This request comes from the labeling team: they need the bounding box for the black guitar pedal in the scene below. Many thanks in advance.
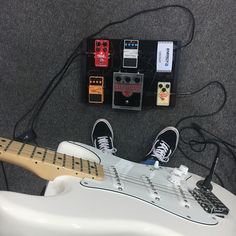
[112,72,144,110]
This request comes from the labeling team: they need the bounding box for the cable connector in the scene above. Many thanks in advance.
[14,129,37,143]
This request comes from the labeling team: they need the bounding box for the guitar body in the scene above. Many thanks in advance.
[0,141,236,236]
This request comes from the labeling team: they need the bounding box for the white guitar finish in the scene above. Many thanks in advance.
[0,141,236,236]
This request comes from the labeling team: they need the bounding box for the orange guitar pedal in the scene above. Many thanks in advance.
[88,76,104,103]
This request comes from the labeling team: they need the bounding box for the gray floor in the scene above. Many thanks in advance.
[0,0,235,195]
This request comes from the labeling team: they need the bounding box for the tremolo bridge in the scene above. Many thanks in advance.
[190,188,229,216]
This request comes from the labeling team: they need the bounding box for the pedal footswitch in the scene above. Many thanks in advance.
[156,82,171,106]
[88,76,104,103]
[94,39,110,67]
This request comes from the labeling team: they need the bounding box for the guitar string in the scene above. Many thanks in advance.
[103,168,194,196]
[1,140,191,192]
[2,143,211,206]
[1,144,199,200]
[1,144,195,198]
[2,151,197,199]
[103,170,196,200]
[103,174,196,201]
[2,146,207,203]
[102,167,194,196]
[1,144,194,197]
[102,170,214,205]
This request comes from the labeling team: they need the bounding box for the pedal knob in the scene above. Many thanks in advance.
[179,165,188,175]
[125,77,131,83]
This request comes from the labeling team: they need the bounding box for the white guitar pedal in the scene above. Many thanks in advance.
[156,82,171,106]
[123,39,139,68]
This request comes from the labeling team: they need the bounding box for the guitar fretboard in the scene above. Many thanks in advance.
[0,137,104,181]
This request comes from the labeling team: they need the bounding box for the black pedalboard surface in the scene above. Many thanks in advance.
[82,38,181,111]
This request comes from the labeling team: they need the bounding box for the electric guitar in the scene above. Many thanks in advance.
[0,137,235,236]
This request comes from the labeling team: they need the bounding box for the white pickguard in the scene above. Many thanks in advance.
[57,142,216,224]
[0,141,236,236]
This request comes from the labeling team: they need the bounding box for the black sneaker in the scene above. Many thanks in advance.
[141,127,179,165]
[91,118,117,155]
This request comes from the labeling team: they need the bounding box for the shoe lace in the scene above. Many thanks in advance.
[151,140,171,162]
[97,136,117,154]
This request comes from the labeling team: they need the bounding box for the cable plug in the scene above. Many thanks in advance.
[14,129,37,143]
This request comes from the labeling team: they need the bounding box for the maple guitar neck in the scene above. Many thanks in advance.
[0,137,104,181]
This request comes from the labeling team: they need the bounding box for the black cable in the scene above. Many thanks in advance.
[189,123,236,164]
[13,50,81,139]
[193,124,236,150]
[178,131,225,187]
[13,4,195,141]
[6,4,196,190]
[28,53,82,132]
[175,81,236,187]
[175,81,227,127]
[85,4,195,49]
[13,53,81,140]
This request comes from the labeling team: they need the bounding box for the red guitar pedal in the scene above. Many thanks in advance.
[94,39,110,67]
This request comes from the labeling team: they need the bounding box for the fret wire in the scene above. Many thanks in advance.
[3,148,37,155]
[43,154,54,164]
[4,146,96,166]
[63,154,66,167]
[42,148,47,162]
[1,144,43,153]
[53,151,57,164]
[17,143,25,155]
[64,154,72,169]
[30,146,37,158]
[2,146,82,166]
[1,142,102,175]
[87,160,91,174]
[72,156,75,169]
[94,162,98,176]
[4,145,36,153]
[2,146,82,164]
[80,157,83,170]
[4,140,14,151]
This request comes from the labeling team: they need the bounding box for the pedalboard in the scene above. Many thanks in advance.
[112,72,144,110]
[82,38,181,110]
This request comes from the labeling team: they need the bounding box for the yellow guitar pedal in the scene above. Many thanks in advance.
[156,82,171,106]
